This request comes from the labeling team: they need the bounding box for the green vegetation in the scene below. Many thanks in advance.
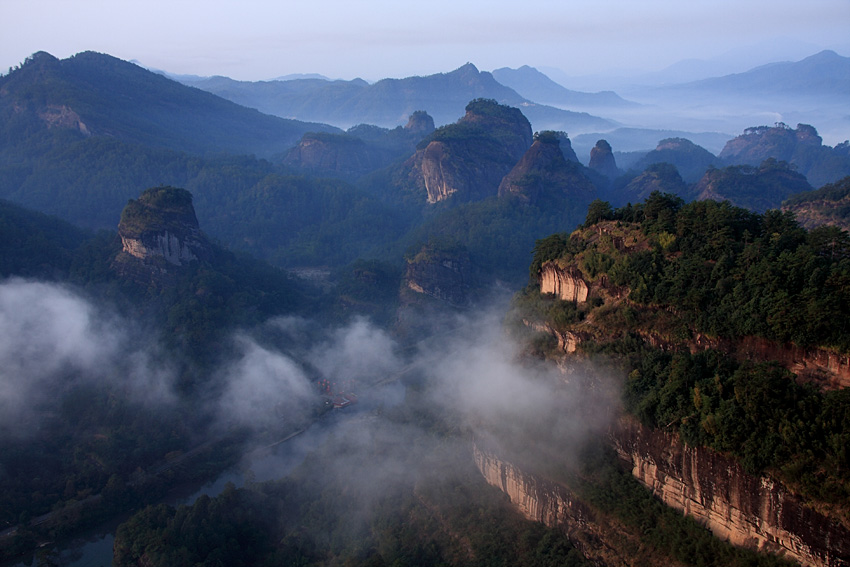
[537,192,850,351]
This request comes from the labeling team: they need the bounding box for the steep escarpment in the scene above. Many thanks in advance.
[398,98,533,204]
[613,418,850,567]
[113,186,212,284]
[514,194,850,565]
[474,446,655,567]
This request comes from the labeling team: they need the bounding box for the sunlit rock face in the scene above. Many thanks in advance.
[473,446,656,566]
[613,418,850,567]
[538,262,589,303]
[114,186,212,284]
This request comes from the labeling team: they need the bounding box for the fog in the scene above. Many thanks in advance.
[0,277,621,553]
[0,279,177,435]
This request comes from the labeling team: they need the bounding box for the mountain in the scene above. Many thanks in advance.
[572,128,733,159]
[517,196,850,565]
[395,99,534,204]
[693,158,812,212]
[491,65,635,109]
[282,111,435,180]
[497,131,596,206]
[672,50,850,99]
[719,123,850,188]
[0,51,338,159]
[629,137,720,183]
[179,63,617,134]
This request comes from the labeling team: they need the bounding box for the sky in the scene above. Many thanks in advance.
[1,0,849,82]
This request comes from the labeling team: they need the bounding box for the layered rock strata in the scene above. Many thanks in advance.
[613,418,850,567]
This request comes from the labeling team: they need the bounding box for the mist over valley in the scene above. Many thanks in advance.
[1,28,850,567]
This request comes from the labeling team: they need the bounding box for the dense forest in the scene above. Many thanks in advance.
[518,193,850,522]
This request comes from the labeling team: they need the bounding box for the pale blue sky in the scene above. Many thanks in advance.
[2,0,848,81]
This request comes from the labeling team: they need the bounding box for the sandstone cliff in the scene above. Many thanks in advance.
[113,186,212,284]
[474,445,682,567]
[613,418,850,567]
[399,99,533,204]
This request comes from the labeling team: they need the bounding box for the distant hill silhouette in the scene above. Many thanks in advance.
[671,50,850,98]
[179,63,617,134]
[491,65,635,109]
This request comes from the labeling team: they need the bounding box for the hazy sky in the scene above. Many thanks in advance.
[2,0,848,81]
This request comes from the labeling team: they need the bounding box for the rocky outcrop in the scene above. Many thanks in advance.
[474,445,682,567]
[694,158,812,212]
[719,124,850,188]
[402,244,472,307]
[401,99,533,204]
[623,163,689,202]
[782,176,850,233]
[282,132,392,178]
[630,138,718,183]
[613,418,850,567]
[539,262,590,303]
[589,140,619,181]
[113,187,212,284]
[497,131,595,205]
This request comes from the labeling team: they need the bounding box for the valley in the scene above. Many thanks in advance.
[0,46,849,566]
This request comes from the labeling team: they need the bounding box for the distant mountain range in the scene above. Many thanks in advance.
[491,65,636,109]
[668,50,850,98]
[0,51,338,158]
[177,63,618,134]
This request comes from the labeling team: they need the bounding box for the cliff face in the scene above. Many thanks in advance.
[539,262,590,303]
[474,446,660,567]
[113,186,212,284]
[612,418,850,567]
[400,99,533,204]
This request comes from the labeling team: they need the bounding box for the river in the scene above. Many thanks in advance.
[6,380,406,567]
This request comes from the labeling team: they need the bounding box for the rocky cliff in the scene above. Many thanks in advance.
[782,176,850,233]
[113,186,212,284]
[539,262,591,303]
[497,131,596,205]
[588,140,619,181]
[719,123,850,188]
[399,99,533,204]
[613,418,850,567]
[473,446,662,567]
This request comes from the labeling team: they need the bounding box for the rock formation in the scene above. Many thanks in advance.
[622,162,690,202]
[401,243,472,307]
[630,138,718,183]
[113,186,212,285]
[539,262,590,303]
[497,130,595,205]
[693,158,812,212]
[400,99,533,204]
[613,418,850,567]
[588,140,619,181]
[719,123,850,188]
